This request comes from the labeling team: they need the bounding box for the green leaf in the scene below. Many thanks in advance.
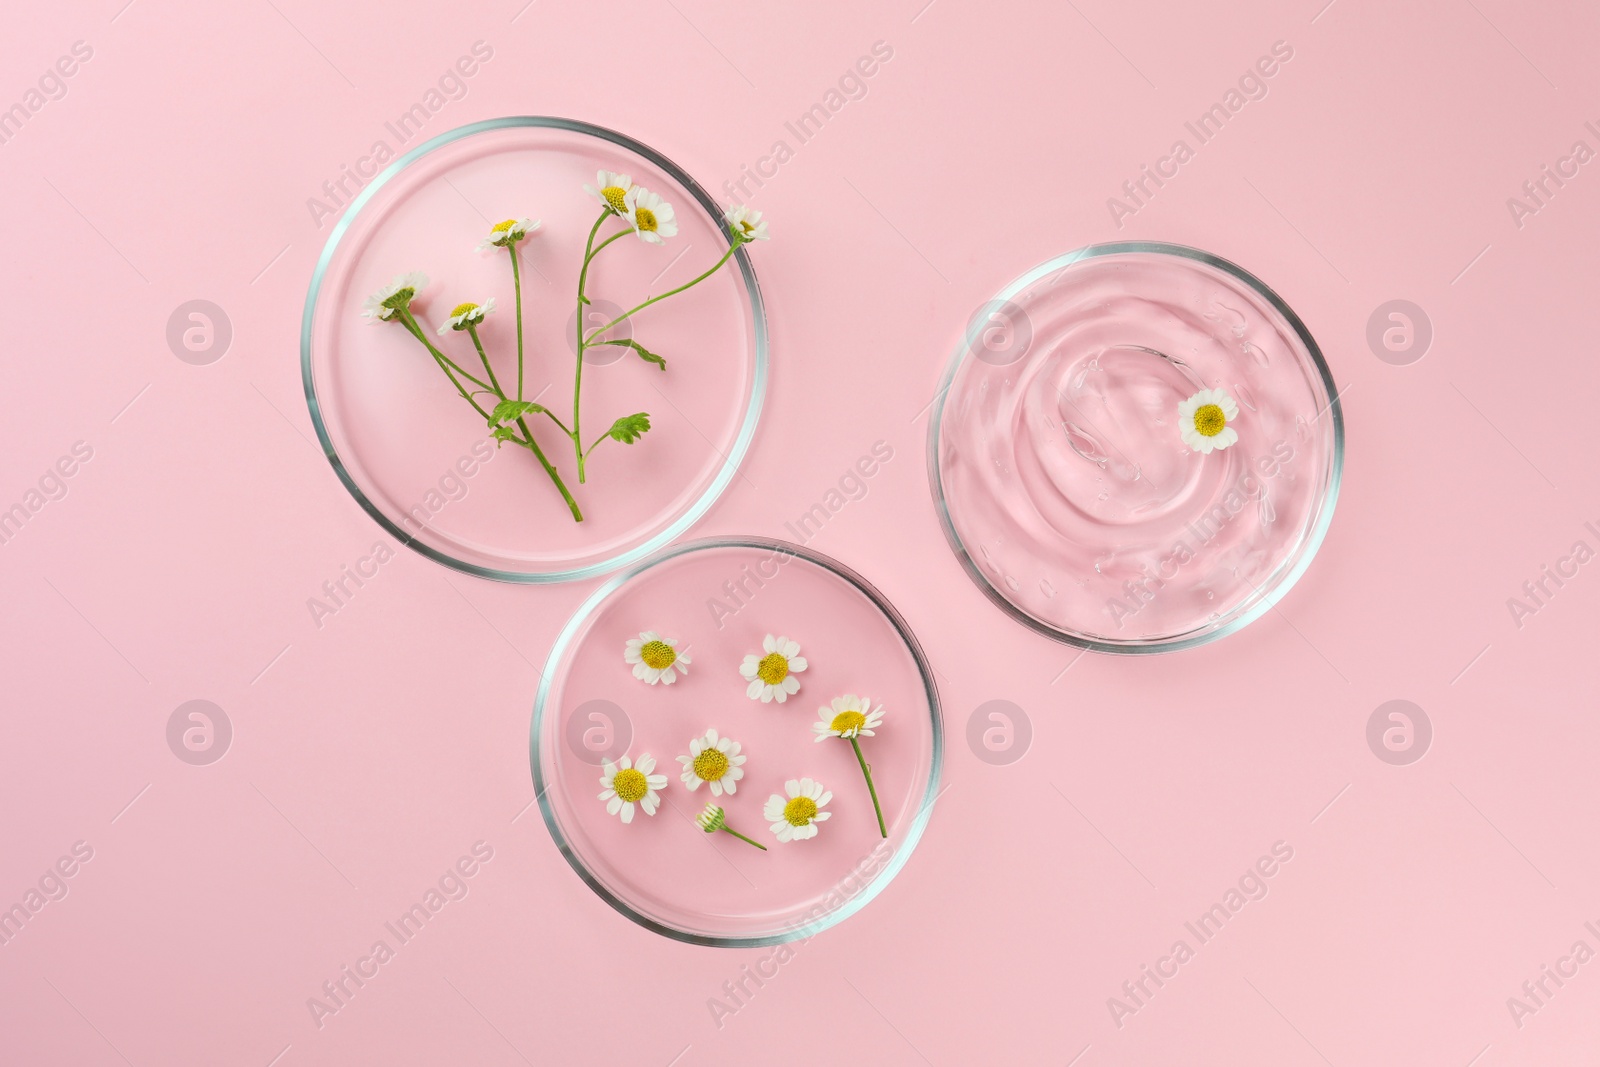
[489,399,545,426]
[489,425,518,447]
[601,338,667,372]
[606,412,652,445]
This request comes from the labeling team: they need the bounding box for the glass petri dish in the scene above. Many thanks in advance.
[301,117,767,583]
[929,242,1344,653]
[530,538,943,946]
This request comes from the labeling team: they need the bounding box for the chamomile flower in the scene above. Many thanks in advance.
[812,694,884,742]
[696,803,767,850]
[583,170,635,215]
[597,754,667,824]
[623,630,690,685]
[435,297,496,335]
[361,271,428,322]
[763,778,832,843]
[677,728,747,796]
[1178,388,1240,454]
[724,204,770,243]
[814,695,889,838]
[622,187,678,244]
[739,635,806,704]
[476,217,540,251]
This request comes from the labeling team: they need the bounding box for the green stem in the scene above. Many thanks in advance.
[509,246,526,401]
[400,312,582,523]
[583,239,743,345]
[397,314,493,392]
[850,737,887,838]
[573,208,621,483]
[719,826,767,851]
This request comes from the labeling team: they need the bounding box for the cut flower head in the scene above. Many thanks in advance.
[584,170,635,215]
[477,217,540,251]
[623,630,690,685]
[677,728,747,797]
[436,297,496,334]
[1178,388,1240,454]
[739,635,806,704]
[597,754,667,824]
[362,271,429,322]
[623,186,678,244]
[764,778,832,843]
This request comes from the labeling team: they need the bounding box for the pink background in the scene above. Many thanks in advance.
[3,0,1598,1064]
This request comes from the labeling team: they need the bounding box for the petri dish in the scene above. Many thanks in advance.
[929,242,1343,653]
[302,117,766,582]
[530,537,942,945]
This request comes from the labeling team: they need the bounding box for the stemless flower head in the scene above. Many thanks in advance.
[477,217,540,251]
[763,778,831,843]
[623,187,678,244]
[812,694,885,742]
[676,728,747,796]
[436,297,496,335]
[584,170,635,215]
[724,204,770,243]
[361,271,428,322]
[623,630,690,685]
[597,754,667,824]
[739,635,807,704]
[1178,388,1240,454]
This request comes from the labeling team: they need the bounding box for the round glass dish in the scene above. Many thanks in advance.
[301,117,767,583]
[530,537,943,946]
[929,242,1344,653]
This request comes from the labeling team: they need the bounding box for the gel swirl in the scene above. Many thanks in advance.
[935,250,1338,647]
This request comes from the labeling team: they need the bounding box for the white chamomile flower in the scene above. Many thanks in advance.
[763,778,832,843]
[696,803,767,850]
[812,694,884,742]
[676,728,747,797]
[583,170,635,215]
[435,297,496,335]
[361,271,428,322]
[623,630,690,685]
[623,186,678,244]
[1178,388,1240,454]
[476,217,540,251]
[739,635,806,703]
[724,203,770,243]
[597,754,667,824]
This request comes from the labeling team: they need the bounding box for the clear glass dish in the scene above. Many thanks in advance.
[928,242,1344,653]
[301,117,767,582]
[530,537,943,946]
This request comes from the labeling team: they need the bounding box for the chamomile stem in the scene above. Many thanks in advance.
[509,246,526,401]
[850,737,887,838]
[583,241,742,345]
[402,313,582,523]
[719,826,767,851]
[572,209,612,482]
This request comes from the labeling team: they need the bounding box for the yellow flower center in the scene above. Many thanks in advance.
[634,206,658,232]
[601,185,628,213]
[1193,404,1227,437]
[739,220,756,235]
[490,219,518,233]
[830,710,867,735]
[612,767,648,803]
[756,653,788,685]
[449,302,479,318]
[783,796,818,826]
[640,640,676,670]
[692,748,729,781]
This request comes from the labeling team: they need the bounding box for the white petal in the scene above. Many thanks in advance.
[606,796,623,815]
[620,802,635,824]
[788,657,808,673]
[812,810,831,822]
[772,687,788,704]
[746,679,765,699]
[782,676,800,694]
[782,639,800,658]
[709,780,723,797]
[722,779,738,795]
[785,779,802,797]
[637,755,655,773]
[762,634,778,653]
[739,657,759,680]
